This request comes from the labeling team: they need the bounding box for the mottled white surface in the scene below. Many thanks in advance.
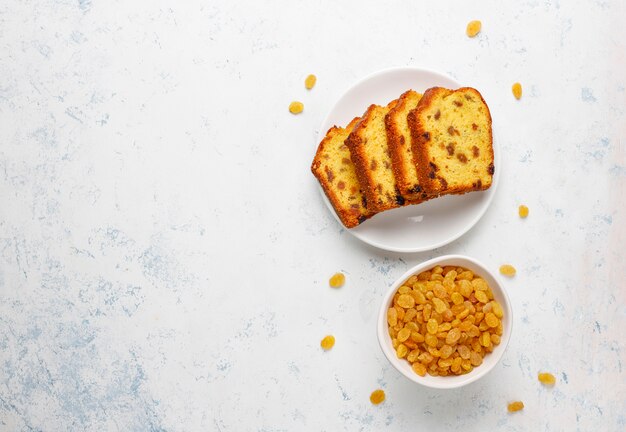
[1,0,624,431]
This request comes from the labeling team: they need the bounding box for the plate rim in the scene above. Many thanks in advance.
[316,66,501,253]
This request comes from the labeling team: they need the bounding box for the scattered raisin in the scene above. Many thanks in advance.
[370,389,385,405]
[320,335,335,350]
[499,265,516,277]
[507,401,524,412]
[457,153,468,163]
[538,372,556,385]
[518,205,529,218]
[289,101,304,114]
[512,82,522,100]
[466,20,482,37]
[305,74,316,90]
[434,110,441,120]
[329,272,345,288]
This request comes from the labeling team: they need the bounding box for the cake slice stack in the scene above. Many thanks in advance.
[311,86,494,228]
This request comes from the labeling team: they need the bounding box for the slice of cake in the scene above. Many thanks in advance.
[345,100,404,213]
[407,87,494,196]
[311,118,374,228]
[384,90,427,202]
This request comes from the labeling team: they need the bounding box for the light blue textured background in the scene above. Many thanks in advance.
[0,0,624,431]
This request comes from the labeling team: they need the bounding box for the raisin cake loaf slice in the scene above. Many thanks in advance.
[311,118,374,228]
[345,100,404,213]
[384,90,427,202]
[408,87,494,196]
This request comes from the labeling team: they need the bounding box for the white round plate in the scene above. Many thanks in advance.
[317,67,500,253]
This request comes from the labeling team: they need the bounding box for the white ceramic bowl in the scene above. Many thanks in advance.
[377,255,513,389]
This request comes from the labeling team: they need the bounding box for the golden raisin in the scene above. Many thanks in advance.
[538,372,556,385]
[433,284,447,299]
[439,322,452,332]
[457,344,471,359]
[475,290,489,303]
[445,328,461,345]
[457,270,474,280]
[407,349,420,363]
[403,308,417,323]
[427,319,438,335]
[304,74,316,90]
[499,264,517,277]
[472,278,488,291]
[469,351,483,366]
[432,298,447,314]
[320,335,335,350]
[398,286,411,294]
[387,308,398,327]
[329,272,345,288]
[480,332,492,347]
[397,328,411,342]
[370,389,385,405]
[507,401,524,412]
[411,289,427,304]
[458,280,473,298]
[491,301,504,319]
[485,313,499,328]
[289,101,304,114]
[451,292,464,305]
[410,331,424,343]
[396,344,408,358]
[518,205,529,218]
[440,344,454,359]
[512,82,522,100]
[412,362,427,376]
[397,294,415,309]
[425,334,438,347]
[404,340,417,350]
[466,20,482,37]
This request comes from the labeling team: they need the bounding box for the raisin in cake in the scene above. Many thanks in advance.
[408,87,494,196]
[384,90,427,202]
[311,118,374,228]
[345,100,404,213]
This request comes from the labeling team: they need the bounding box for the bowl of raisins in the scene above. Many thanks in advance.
[377,254,512,389]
